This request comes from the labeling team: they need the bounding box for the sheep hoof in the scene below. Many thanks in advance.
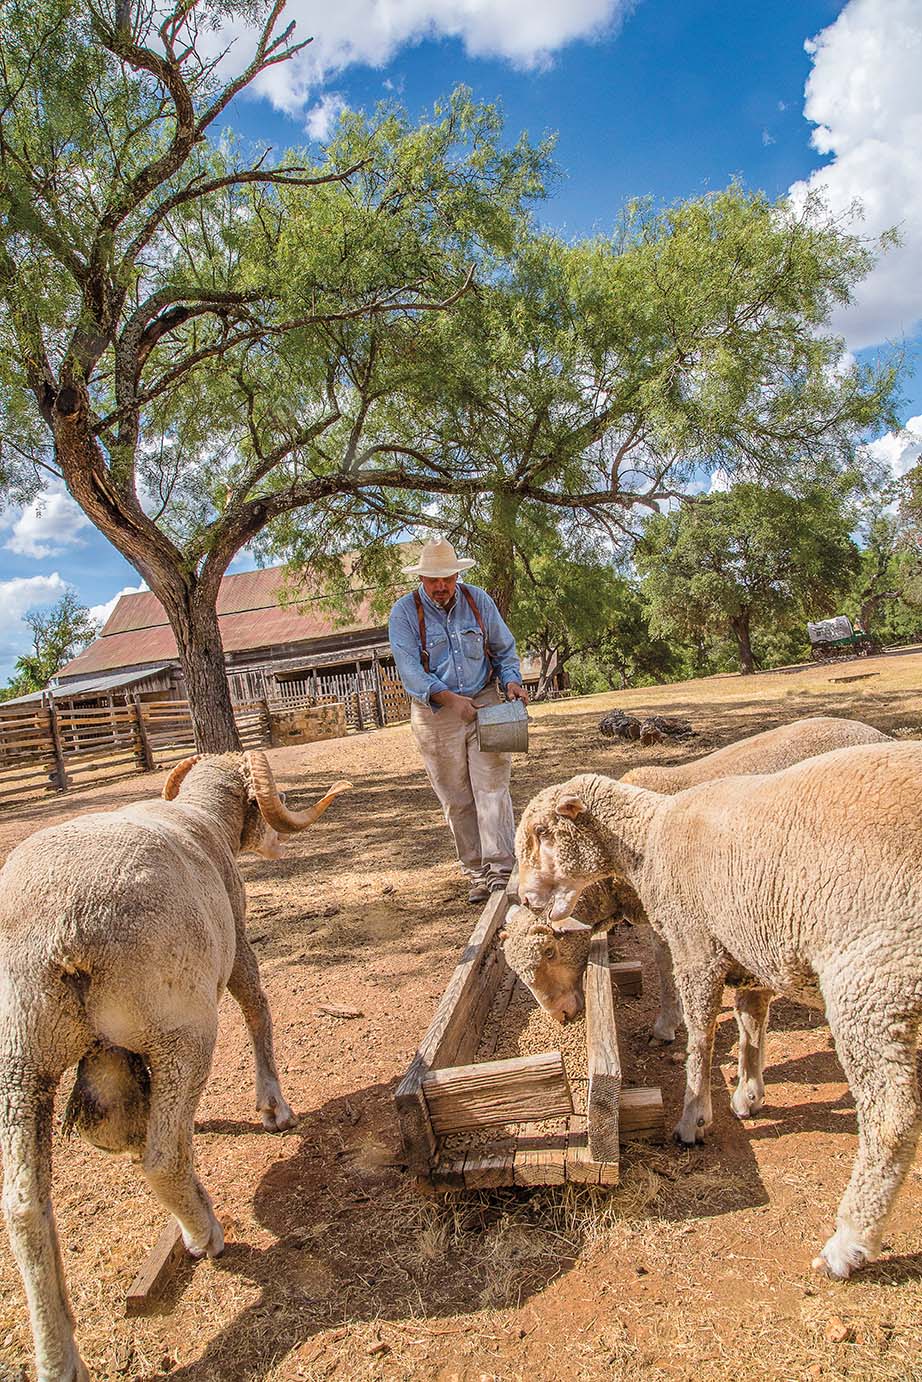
[184,1219,224,1260]
[731,1090,765,1119]
[813,1228,871,1280]
[260,1097,296,1132]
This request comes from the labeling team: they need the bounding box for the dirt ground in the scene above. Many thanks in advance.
[2,650,922,1382]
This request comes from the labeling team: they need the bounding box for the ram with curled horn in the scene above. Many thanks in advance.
[246,750,352,834]
[0,751,351,1382]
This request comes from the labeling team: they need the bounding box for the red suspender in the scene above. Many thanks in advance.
[413,585,493,673]
[413,591,429,672]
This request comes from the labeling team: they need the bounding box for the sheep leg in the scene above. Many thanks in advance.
[672,966,725,1145]
[814,999,921,1279]
[730,987,773,1118]
[141,1027,224,1259]
[650,932,683,1043]
[228,934,295,1132]
[0,1066,89,1382]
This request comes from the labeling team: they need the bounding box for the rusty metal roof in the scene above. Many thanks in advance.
[59,564,396,679]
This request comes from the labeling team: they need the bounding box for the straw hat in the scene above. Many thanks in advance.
[402,536,475,577]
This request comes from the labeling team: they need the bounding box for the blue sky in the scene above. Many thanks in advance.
[2,0,921,679]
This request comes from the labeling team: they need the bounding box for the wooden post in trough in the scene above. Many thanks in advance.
[585,932,622,1164]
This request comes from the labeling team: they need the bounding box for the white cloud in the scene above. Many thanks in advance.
[2,485,92,559]
[305,92,348,142]
[88,583,148,631]
[791,0,922,351]
[201,1,633,114]
[860,413,922,479]
[761,129,776,147]
[0,573,70,676]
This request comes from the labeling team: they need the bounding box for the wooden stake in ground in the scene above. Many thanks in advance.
[125,1222,185,1316]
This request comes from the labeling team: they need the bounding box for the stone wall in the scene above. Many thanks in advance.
[269,703,347,747]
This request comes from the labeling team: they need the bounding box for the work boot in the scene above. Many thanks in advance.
[467,881,491,905]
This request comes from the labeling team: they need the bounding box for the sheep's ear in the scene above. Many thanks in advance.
[556,794,585,820]
[499,929,508,942]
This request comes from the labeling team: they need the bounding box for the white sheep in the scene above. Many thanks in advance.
[0,752,349,1382]
[621,714,890,793]
[506,717,890,1042]
[516,742,922,1278]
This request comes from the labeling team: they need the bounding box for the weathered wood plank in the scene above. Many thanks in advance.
[610,959,643,998]
[429,1156,467,1191]
[585,933,621,1165]
[423,1051,572,1135]
[513,1123,567,1187]
[563,1115,603,1185]
[125,1221,185,1316]
[396,886,513,1170]
[618,1086,665,1141]
[462,1144,516,1189]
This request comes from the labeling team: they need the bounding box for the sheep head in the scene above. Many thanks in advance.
[162,752,351,861]
[500,905,593,1023]
[243,751,351,859]
[516,773,626,921]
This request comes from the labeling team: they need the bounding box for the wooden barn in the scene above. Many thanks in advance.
[56,565,412,731]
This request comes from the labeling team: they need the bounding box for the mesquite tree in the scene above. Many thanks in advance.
[0,0,548,747]
[270,197,898,623]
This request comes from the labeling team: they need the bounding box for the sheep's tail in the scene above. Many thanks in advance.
[0,1058,83,1379]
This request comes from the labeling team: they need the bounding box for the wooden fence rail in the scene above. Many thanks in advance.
[0,667,409,806]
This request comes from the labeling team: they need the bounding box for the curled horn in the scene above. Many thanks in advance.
[245,751,351,834]
[527,922,555,938]
[162,755,200,800]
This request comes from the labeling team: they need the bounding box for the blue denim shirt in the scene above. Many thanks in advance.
[388,583,522,708]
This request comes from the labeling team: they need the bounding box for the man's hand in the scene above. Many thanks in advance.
[432,689,478,723]
[506,682,529,706]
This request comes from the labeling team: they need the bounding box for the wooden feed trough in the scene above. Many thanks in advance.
[395,881,665,1190]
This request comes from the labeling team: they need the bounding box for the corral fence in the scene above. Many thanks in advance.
[0,660,413,803]
[228,657,411,733]
[0,695,271,805]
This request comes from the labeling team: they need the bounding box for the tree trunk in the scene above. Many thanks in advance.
[51,405,241,752]
[168,596,241,753]
[484,493,519,619]
[860,589,901,636]
[730,613,756,675]
[534,645,558,701]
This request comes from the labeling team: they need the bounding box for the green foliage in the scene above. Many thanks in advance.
[637,482,861,674]
[0,591,98,699]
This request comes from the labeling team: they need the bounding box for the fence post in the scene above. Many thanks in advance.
[354,661,365,731]
[44,694,69,791]
[131,694,155,771]
[372,653,386,728]
[258,697,271,748]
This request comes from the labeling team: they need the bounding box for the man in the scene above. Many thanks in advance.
[388,536,529,905]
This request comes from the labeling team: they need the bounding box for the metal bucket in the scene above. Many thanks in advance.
[476,698,529,754]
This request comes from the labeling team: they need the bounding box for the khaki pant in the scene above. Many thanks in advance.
[410,683,515,884]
